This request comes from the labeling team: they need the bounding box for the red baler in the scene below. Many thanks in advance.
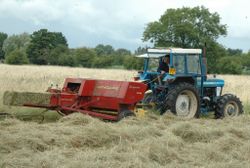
[3,78,147,121]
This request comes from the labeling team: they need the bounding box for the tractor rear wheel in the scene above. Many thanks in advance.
[215,94,243,119]
[164,83,200,118]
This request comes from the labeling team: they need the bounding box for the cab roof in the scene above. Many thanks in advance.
[136,48,202,58]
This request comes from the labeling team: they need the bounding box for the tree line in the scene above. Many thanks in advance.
[0,6,250,74]
[0,29,144,70]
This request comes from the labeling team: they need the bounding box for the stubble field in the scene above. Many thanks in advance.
[0,64,250,168]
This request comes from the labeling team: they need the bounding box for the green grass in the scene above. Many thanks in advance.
[244,103,250,114]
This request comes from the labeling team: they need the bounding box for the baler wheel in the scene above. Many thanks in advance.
[163,83,200,118]
[215,94,243,119]
[118,110,135,121]
[142,92,154,104]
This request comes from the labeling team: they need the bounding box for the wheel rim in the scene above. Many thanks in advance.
[175,90,198,118]
[224,101,239,117]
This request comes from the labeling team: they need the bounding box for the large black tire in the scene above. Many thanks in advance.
[215,94,243,119]
[163,83,200,118]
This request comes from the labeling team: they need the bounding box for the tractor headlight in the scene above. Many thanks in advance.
[216,87,222,97]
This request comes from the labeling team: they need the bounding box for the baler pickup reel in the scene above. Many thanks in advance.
[3,78,147,121]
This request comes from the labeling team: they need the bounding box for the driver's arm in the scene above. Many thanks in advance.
[161,70,166,75]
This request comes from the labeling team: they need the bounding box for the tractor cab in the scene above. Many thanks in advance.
[136,48,205,90]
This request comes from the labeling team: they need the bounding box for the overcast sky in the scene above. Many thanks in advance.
[0,0,249,52]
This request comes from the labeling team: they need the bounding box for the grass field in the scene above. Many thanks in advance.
[0,64,250,167]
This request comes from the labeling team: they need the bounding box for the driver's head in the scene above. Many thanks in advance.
[163,55,170,64]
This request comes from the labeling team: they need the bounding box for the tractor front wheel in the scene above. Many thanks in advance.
[215,94,243,119]
[164,83,200,119]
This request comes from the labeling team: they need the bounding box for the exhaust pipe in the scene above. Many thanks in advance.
[202,42,208,79]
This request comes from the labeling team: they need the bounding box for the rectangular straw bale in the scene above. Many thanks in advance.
[3,91,51,106]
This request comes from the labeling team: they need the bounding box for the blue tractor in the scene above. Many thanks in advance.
[136,48,243,118]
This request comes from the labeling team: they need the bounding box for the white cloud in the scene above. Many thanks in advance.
[0,0,60,24]
[0,0,249,51]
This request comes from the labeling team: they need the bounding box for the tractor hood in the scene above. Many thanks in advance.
[198,78,225,87]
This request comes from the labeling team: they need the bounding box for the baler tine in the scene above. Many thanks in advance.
[3,78,147,121]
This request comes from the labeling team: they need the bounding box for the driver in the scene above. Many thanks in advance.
[157,55,170,74]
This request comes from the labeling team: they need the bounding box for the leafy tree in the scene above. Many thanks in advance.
[123,55,144,70]
[205,41,227,73]
[241,53,250,67]
[115,48,131,56]
[142,6,227,73]
[143,6,226,48]
[48,45,75,66]
[5,49,29,65]
[48,45,69,65]
[134,46,147,55]
[0,32,8,60]
[217,56,242,74]
[92,56,113,68]
[58,53,75,67]
[27,29,68,65]
[240,53,250,73]
[227,48,242,56]
[3,33,31,56]
[95,44,115,56]
[73,47,97,67]
[111,48,131,66]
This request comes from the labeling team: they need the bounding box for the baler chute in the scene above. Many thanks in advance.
[3,78,147,121]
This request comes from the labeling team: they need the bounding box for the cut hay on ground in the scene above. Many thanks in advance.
[1,113,250,168]
[0,65,250,167]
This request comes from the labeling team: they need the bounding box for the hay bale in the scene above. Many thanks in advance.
[3,91,51,107]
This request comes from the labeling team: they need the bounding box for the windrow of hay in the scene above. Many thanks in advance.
[171,121,225,143]
[1,113,250,167]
